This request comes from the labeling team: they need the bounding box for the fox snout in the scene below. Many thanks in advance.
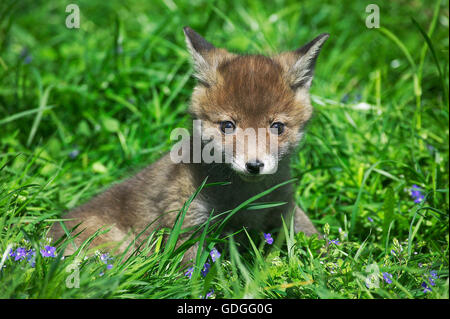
[217,126,281,177]
[245,160,264,174]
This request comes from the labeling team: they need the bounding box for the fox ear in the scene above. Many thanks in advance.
[288,33,329,90]
[183,26,217,87]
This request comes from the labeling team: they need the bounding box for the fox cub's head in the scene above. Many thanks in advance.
[184,27,329,180]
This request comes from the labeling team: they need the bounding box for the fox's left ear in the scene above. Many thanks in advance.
[282,33,330,90]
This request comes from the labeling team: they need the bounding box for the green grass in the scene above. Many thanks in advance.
[0,0,448,299]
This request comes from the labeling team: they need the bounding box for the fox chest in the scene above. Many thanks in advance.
[192,182,293,231]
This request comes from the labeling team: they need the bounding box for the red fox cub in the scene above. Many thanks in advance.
[49,27,329,259]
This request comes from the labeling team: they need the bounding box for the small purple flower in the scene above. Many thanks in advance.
[68,149,80,159]
[427,270,438,286]
[202,289,214,299]
[99,252,114,271]
[422,282,432,293]
[264,233,273,245]
[26,249,36,267]
[367,217,374,223]
[26,249,35,259]
[13,247,27,261]
[410,185,425,204]
[328,239,340,246]
[24,55,33,64]
[383,272,393,284]
[428,278,436,286]
[184,266,194,279]
[20,48,32,65]
[201,263,211,277]
[391,249,396,256]
[99,259,114,276]
[40,245,56,258]
[100,253,110,264]
[411,184,421,195]
[210,248,221,262]
[8,248,16,259]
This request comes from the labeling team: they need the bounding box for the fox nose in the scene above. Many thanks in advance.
[246,160,264,175]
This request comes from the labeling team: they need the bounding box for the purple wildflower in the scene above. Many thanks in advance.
[13,247,27,261]
[428,270,438,286]
[20,48,32,65]
[410,185,425,204]
[26,249,36,267]
[8,248,16,259]
[99,253,114,272]
[100,253,110,264]
[421,282,432,293]
[203,289,214,299]
[367,217,374,223]
[98,261,114,276]
[264,233,273,245]
[210,248,221,262]
[429,278,436,286]
[24,55,33,64]
[201,263,211,277]
[184,266,194,279]
[68,149,80,159]
[100,253,114,264]
[26,249,35,258]
[40,245,56,258]
[382,272,393,284]
[328,239,340,246]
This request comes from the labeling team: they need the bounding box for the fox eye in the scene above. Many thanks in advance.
[220,121,236,134]
[270,122,285,135]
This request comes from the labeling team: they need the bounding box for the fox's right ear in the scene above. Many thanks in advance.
[183,26,218,87]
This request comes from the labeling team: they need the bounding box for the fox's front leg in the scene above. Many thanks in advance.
[293,205,319,236]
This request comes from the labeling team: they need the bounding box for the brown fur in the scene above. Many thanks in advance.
[49,27,329,260]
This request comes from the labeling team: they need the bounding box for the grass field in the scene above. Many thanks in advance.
[0,0,448,299]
